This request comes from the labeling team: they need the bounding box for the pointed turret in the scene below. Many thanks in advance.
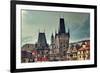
[51,33,54,44]
[68,28,70,38]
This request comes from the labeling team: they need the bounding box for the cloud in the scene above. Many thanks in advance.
[21,10,90,45]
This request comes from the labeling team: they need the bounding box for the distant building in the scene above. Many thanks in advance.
[21,44,35,63]
[21,50,33,63]
[68,40,90,60]
[71,46,77,60]
[77,41,90,60]
[21,44,35,52]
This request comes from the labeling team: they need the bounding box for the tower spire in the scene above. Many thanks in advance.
[58,18,66,34]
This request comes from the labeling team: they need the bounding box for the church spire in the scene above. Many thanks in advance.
[58,18,66,34]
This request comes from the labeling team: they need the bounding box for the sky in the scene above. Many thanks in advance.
[21,10,90,46]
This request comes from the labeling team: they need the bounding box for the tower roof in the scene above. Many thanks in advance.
[37,32,48,47]
[58,18,66,34]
